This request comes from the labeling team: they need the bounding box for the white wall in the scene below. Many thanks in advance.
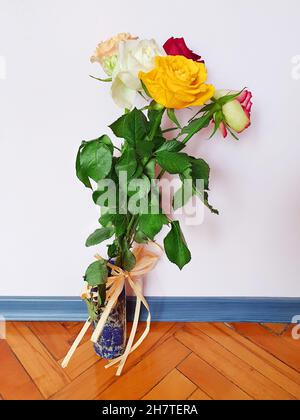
[1,0,300,297]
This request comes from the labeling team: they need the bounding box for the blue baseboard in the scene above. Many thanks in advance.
[0,296,299,323]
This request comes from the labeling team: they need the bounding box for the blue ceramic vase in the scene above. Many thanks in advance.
[93,285,127,360]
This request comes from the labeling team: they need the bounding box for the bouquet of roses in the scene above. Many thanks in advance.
[63,33,253,375]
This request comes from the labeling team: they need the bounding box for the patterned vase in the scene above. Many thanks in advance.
[93,286,127,359]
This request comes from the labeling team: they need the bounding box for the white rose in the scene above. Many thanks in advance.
[91,33,138,76]
[111,39,165,109]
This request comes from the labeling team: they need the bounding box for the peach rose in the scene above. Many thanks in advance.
[91,33,138,76]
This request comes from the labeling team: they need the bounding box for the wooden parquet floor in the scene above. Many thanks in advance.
[1,322,300,400]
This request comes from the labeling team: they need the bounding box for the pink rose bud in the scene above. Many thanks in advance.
[215,89,253,137]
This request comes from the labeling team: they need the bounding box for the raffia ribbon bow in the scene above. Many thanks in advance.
[61,244,162,376]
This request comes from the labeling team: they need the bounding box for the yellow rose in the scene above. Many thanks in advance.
[139,56,215,109]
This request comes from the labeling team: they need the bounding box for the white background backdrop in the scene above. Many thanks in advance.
[1,0,300,297]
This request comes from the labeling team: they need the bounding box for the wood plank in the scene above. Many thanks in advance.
[0,341,43,400]
[283,324,297,337]
[193,323,300,399]
[59,340,100,380]
[6,322,70,399]
[231,323,300,373]
[188,388,212,401]
[27,322,73,361]
[218,324,300,386]
[142,369,196,400]
[261,324,289,336]
[52,322,176,400]
[97,337,191,400]
[61,322,92,344]
[175,325,295,400]
[178,353,251,400]
[2,321,298,401]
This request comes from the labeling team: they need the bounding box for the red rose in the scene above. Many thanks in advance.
[163,37,203,62]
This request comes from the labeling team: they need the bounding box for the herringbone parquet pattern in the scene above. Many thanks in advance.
[1,322,299,400]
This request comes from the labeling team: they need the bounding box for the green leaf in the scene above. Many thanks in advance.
[216,89,245,106]
[85,300,99,321]
[92,188,109,207]
[167,109,181,128]
[141,80,151,97]
[76,143,92,189]
[156,140,185,153]
[98,213,127,238]
[203,191,219,215]
[210,110,224,139]
[136,135,164,159]
[172,170,194,211]
[148,109,165,141]
[126,108,149,144]
[132,163,144,179]
[181,113,211,140]
[128,175,151,204]
[190,158,210,190]
[191,177,219,215]
[99,135,114,154]
[136,141,154,158]
[97,284,107,307]
[227,127,240,141]
[164,221,191,270]
[110,108,148,145]
[84,260,108,287]
[99,211,114,227]
[121,242,136,271]
[107,241,119,259]
[90,75,112,83]
[113,214,128,236]
[156,151,191,174]
[144,159,156,180]
[187,104,218,123]
[171,159,216,213]
[139,213,169,240]
[109,114,128,139]
[134,231,149,244]
[115,145,137,179]
[85,227,114,247]
[79,140,112,182]
[152,135,165,151]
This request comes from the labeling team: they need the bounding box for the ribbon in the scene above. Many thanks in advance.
[61,243,162,376]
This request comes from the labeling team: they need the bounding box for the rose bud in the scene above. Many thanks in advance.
[163,37,203,62]
[214,89,253,138]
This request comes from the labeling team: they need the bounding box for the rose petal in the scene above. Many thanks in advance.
[163,37,203,62]
[219,121,228,138]
[246,100,253,113]
[223,100,250,133]
[237,90,248,103]
[111,77,137,109]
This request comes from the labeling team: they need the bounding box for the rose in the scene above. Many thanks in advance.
[163,37,203,62]
[91,33,138,76]
[214,90,253,137]
[111,39,165,109]
[139,55,214,109]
